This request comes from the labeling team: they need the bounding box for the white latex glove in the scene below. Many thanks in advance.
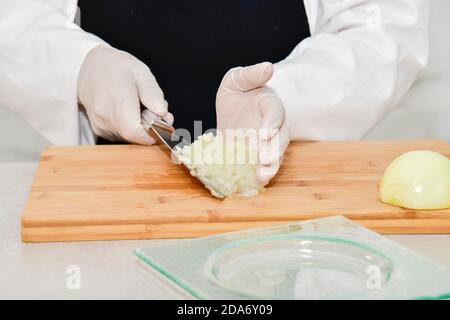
[77,46,174,145]
[216,62,290,185]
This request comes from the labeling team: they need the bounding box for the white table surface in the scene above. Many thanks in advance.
[1,163,449,299]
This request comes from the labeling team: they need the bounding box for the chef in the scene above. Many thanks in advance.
[0,0,429,184]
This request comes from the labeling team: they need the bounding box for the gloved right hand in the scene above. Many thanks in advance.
[216,62,290,186]
[77,46,173,145]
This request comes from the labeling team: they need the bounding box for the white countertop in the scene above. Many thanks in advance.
[1,162,449,299]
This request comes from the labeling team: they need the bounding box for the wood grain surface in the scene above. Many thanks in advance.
[21,140,450,242]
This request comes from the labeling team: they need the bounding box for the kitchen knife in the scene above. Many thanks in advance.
[141,109,187,152]
[141,110,226,198]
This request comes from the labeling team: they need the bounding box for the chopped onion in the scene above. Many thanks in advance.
[379,150,450,210]
[176,133,262,198]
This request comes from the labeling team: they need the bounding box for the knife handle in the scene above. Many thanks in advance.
[141,108,174,133]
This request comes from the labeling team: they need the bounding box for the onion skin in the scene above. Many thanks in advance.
[379,150,450,210]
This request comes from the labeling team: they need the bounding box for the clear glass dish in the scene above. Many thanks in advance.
[204,235,394,299]
[134,216,450,299]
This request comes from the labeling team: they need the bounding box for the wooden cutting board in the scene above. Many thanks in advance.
[21,140,450,242]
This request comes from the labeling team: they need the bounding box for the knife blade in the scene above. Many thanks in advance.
[141,109,187,152]
[141,109,226,198]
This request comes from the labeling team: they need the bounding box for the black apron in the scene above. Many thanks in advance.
[78,0,310,137]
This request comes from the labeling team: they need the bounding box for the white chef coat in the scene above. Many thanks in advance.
[0,0,433,146]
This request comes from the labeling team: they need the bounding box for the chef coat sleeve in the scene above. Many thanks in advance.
[0,0,107,145]
[267,0,429,140]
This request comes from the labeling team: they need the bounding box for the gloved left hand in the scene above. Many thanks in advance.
[216,62,290,186]
[77,46,173,145]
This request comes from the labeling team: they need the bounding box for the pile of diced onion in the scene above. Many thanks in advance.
[175,133,262,198]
